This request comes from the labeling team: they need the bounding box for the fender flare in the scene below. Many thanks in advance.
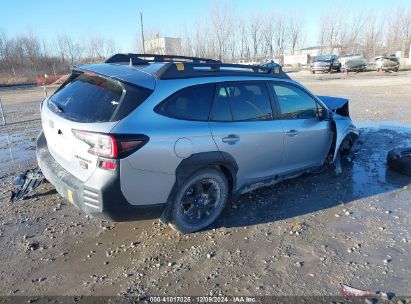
[160,151,238,224]
[175,151,238,188]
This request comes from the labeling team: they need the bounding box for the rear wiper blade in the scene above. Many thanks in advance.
[49,99,64,113]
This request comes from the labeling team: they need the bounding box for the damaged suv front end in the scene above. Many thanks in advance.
[317,95,359,165]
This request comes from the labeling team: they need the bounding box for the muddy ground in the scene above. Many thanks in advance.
[0,71,410,299]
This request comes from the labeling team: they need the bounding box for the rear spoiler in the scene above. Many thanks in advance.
[317,95,350,117]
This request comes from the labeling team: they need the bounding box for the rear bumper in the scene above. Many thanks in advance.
[36,132,165,221]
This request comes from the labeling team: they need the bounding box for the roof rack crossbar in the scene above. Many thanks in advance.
[131,54,221,63]
[105,53,221,65]
[105,53,149,65]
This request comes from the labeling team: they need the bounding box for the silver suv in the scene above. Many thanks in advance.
[37,54,358,233]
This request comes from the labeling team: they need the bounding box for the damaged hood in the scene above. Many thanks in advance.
[317,95,350,117]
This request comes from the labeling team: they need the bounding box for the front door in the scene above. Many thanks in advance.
[270,82,333,173]
[208,82,284,190]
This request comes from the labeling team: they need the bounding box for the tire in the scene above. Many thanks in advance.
[169,168,229,233]
[387,148,411,176]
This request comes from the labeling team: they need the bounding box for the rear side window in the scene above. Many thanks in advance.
[272,84,319,119]
[48,72,152,123]
[155,84,215,121]
[211,82,273,121]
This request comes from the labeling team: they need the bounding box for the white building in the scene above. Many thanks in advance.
[144,36,181,55]
[298,45,342,57]
[283,54,309,65]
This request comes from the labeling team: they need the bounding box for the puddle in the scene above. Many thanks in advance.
[324,125,410,238]
[349,126,410,197]
[0,125,40,180]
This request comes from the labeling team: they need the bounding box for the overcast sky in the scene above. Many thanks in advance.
[0,0,410,52]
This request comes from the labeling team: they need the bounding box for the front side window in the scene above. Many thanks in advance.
[272,84,319,119]
[155,84,215,121]
[211,82,273,122]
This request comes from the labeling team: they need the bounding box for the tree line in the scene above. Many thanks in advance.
[0,3,410,84]
[0,30,118,84]
[174,3,411,63]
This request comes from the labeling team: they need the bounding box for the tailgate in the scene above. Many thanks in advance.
[41,101,117,182]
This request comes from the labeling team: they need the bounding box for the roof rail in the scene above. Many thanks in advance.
[155,62,290,80]
[105,53,221,65]
[104,53,289,80]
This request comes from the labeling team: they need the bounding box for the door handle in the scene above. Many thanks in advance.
[222,134,240,144]
[286,129,299,137]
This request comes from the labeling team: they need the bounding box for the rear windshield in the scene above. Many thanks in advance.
[48,72,152,123]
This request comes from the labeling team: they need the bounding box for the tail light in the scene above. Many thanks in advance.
[72,130,148,159]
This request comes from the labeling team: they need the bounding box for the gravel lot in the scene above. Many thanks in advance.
[0,71,410,299]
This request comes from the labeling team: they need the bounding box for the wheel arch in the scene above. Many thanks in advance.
[327,120,359,162]
[160,151,238,224]
[338,132,359,155]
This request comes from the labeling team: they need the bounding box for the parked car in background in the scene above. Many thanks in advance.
[338,54,368,72]
[37,53,358,233]
[310,55,341,74]
[375,56,399,72]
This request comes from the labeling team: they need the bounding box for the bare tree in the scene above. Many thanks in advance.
[19,30,41,64]
[179,24,194,57]
[384,6,406,55]
[104,38,117,58]
[193,19,207,58]
[288,13,303,55]
[319,11,342,54]
[347,11,367,53]
[261,13,274,58]
[210,2,235,61]
[237,17,250,60]
[56,34,68,64]
[398,7,411,62]
[273,13,288,64]
[249,13,262,60]
[0,30,6,61]
[364,11,383,57]
[57,34,83,65]
[86,36,111,62]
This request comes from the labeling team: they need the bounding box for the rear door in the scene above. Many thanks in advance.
[269,82,333,173]
[208,81,284,189]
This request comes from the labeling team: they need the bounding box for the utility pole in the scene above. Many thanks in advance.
[140,12,145,54]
